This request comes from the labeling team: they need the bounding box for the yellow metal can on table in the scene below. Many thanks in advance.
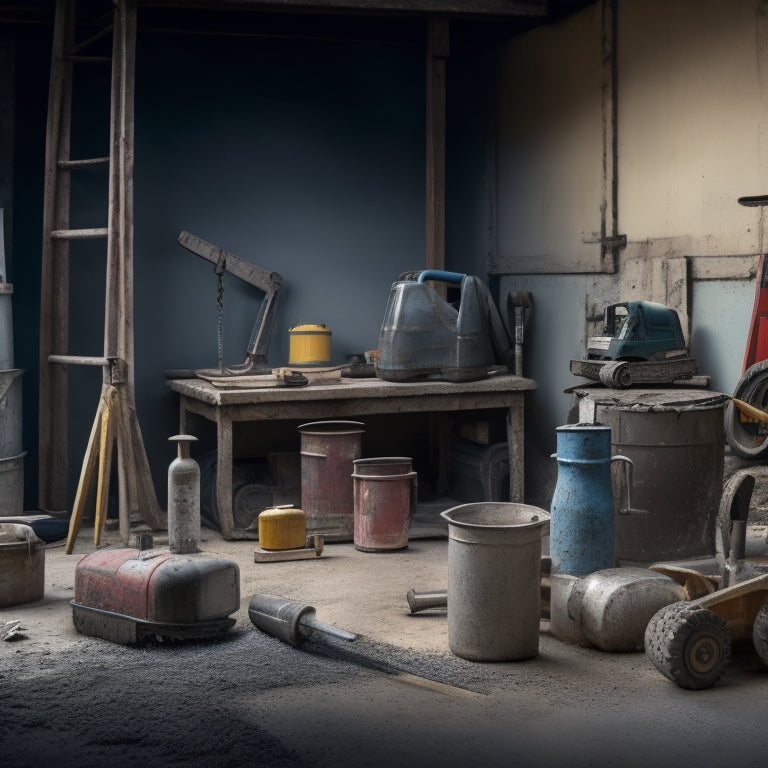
[288,323,331,366]
[258,506,307,550]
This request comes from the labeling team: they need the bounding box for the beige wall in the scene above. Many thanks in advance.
[619,0,767,257]
[494,0,764,346]
[495,0,768,276]
[493,0,766,497]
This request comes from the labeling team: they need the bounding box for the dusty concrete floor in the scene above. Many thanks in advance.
[2,522,454,656]
[3,517,768,768]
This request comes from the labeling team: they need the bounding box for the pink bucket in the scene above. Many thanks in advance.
[352,458,417,552]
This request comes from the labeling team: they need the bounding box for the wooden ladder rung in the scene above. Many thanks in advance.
[51,227,109,239]
[48,355,111,367]
[58,157,110,169]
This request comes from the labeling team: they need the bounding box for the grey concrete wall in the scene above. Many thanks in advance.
[493,0,767,506]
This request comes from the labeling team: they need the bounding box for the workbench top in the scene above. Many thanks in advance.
[168,372,536,408]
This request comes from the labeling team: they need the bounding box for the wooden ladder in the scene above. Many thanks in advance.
[38,0,165,552]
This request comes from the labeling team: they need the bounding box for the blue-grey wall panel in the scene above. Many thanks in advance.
[64,32,429,507]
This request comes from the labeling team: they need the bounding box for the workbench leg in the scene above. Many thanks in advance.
[506,401,525,503]
[179,398,188,434]
[216,415,235,539]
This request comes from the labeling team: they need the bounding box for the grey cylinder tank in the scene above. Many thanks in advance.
[168,435,201,554]
[572,388,729,563]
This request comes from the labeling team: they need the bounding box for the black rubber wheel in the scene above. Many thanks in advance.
[644,601,731,690]
[753,601,768,665]
[717,470,756,563]
[726,360,768,459]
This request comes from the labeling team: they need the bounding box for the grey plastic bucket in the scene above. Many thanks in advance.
[441,502,550,661]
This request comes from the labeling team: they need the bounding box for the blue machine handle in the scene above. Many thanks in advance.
[417,270,465,284]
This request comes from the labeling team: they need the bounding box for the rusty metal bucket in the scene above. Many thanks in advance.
[352,457,416,552]
[0,523,44,608]
[299,420,365,541]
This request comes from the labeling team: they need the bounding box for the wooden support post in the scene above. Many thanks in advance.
[39,0,75,513]
[50,0,166,553]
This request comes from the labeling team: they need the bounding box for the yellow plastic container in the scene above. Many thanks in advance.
[258,506,307,550]
[288,323,331,366]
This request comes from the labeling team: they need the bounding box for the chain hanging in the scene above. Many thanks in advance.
[214,251,226,372]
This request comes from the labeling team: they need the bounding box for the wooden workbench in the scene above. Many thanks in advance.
[168,374,536,539]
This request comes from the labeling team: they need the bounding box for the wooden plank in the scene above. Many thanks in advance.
[58,156,110,169]
[126,395,167,530]
[50,227,108,239]
[506,400,525,502]
[599,0,619,273]
[169,372,535,408]
[48,354,111,366]
[115,389,144,537]
[690,254,760,281]
[39,0,74,514]
[94,387,118,546]
[254,536,325,563]
[216,415,235,539]
[253,547,324,563]
[65,394,106,554]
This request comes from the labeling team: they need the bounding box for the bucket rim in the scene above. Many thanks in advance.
[298,420,365,434]
[353,457,413,464]
[574,391,730,412]
[0,450,27,464]
[0,522,43,547]
[441,502,550,530]
[352,470,417,481]
[556,423,611,432]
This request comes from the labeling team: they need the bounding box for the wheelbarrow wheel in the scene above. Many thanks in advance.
[753,601,768,665]
[726,360,768,459]
[644,601,731,690]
